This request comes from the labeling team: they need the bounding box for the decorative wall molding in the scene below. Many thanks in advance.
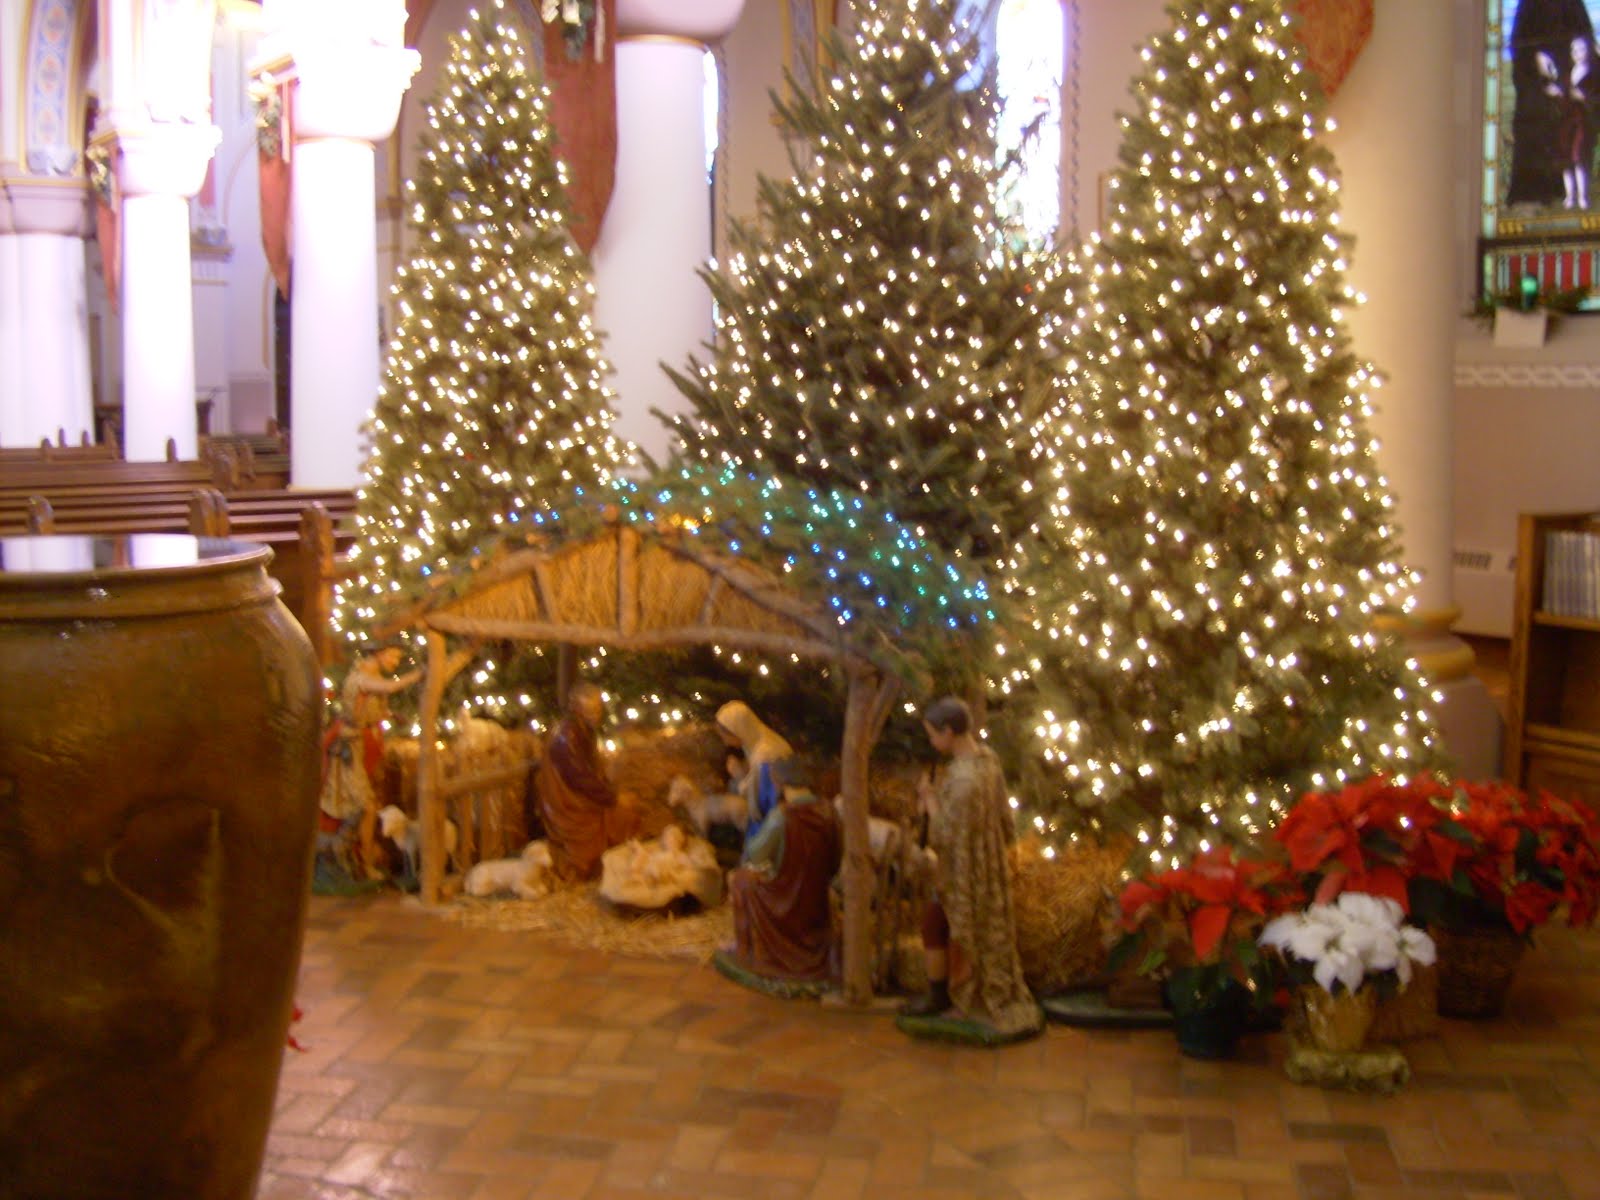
[1453,362,1600,389]
[25,0,81,176]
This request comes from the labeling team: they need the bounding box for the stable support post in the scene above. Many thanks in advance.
[417,630,449,905]
[838,669,899,1006]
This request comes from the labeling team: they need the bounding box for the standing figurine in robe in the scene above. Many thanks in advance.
[901,696,1041,1039]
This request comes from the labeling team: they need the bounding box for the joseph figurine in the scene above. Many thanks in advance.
[536,682,639,882]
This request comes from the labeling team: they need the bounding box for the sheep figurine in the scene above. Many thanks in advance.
[463,841,554,900]
[830,795,905,863]
[669,775,747,836]
[376,804,457,883]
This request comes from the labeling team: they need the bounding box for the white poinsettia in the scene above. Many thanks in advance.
[1258,892,1436,995]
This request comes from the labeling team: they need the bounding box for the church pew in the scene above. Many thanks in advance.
[0,490,202,535]
[0,457,220,495]
[0,442,120,464]
[9,495,195,536]
[3,487,356,656]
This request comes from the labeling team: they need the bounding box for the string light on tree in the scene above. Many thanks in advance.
[1020,0,1444,861]
[661,0,1068,695]
[329,0,632,722]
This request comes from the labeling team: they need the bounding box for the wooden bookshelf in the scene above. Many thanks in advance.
[1506,511,1600,812]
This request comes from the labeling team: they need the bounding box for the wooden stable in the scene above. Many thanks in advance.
[382,520,904,1005]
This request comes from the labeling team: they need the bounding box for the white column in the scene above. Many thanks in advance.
[1328,7,1501,779]
[594,0,745,464]
[115,123,221,461]
[0,177,95,447]
[267,23,418,488]
[289,137,381,487]
[0,228,17,440]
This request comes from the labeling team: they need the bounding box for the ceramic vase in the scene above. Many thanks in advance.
[0,536,321,1199]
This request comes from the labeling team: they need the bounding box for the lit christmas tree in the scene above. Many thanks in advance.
[1022,0,1442,862]
[663,0,1066,690]
[331,0,629,670]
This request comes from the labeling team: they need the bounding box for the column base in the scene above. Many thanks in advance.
[1390,612,1505,782]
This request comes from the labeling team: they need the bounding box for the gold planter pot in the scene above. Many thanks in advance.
[1298,984,1377,1053]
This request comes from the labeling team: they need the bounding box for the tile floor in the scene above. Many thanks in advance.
[260,894,1600,1200]
[263,638,1599,1200]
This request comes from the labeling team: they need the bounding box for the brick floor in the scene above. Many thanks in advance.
[259,895,1600,1200]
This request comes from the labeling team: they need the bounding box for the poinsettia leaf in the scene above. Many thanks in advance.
[1357,865,1411,910]
[1515,827,1541,871]
[1312,870,1346,905]
[1138,946,1167,976]
[1189,904,1231,961]
[1406,876,1453,927]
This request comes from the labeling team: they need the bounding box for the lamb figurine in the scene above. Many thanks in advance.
[830,795,905,863]
[669,775,747,836]
[376,804,458,882]
[462,841,554,900]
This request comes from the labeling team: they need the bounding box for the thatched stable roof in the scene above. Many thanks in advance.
[390,520,883,674]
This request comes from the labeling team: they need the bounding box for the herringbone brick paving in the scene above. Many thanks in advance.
[261,894,1600,1200]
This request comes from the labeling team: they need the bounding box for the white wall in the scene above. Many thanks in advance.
[718,0,791,236]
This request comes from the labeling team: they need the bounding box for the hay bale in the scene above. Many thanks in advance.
[1008,837,1129,996]
[609,725,725,806]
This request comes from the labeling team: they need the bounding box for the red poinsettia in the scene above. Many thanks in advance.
[1272,775,1456,908]
[1116,846,1300,969]
[1428,782,1600,936]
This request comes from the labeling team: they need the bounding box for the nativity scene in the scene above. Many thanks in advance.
[6,0,1600,1196]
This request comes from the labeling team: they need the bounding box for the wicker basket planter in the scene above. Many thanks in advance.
[1435,924,1526,1018]
[1367,961,1439,1041]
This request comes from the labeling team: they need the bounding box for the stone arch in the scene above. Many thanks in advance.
[22,0,94,175]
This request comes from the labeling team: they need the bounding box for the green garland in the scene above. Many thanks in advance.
[254,90,283,159]
[540,0,598,60]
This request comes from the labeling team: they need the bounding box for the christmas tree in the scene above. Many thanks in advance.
[330,0,629,675]
[1022,0,1442,862]
[663,0,1065,689]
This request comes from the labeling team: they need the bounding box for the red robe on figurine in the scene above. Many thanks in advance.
[536,685,637,882]
[728,791,841,982]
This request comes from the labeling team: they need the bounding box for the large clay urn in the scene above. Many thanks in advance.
[0,535,320,1200]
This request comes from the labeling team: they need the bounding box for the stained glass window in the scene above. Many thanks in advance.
[995,0,1065,249]
[1482,0,1600,305]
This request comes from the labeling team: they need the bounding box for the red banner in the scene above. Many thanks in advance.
[406,0,616,255]
[258,83,293,300]
[538,0,617,256]
[1290,0,1374,99]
